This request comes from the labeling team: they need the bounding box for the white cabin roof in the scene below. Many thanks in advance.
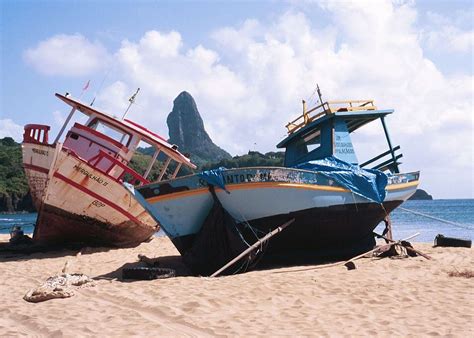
[56,93,196,169]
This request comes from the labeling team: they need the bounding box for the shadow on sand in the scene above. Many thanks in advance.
[94,255,193,282]
[0,241,118,262]
[93,250,351,283]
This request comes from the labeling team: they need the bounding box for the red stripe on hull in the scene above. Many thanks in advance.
[23,163,49,174]
[52,171,141,224]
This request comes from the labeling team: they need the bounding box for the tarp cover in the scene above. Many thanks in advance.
[198,167,228,192]
[182,186,251,276]
[294,156,388,203]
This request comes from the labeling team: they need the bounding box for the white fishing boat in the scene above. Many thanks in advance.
[133,97,419,272]
[22,93,196,247]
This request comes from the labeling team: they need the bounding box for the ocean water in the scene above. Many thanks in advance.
[1,200,473,243]
[0,213,37,235]
[374,199,473,242]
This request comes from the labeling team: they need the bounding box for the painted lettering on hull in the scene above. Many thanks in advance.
[32,148,49,156]
[73,164,109,186]
[198,172,274,187]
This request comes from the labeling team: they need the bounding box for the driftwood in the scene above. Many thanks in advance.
[374,232,431,260]
[24,254,94,303]
[211,219,295,277]
[24,273,94,303]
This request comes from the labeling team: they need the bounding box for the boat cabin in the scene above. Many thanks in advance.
[277,99,402,173]
[24,93,196,185]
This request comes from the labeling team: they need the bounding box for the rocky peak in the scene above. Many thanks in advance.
[167,91,231,166]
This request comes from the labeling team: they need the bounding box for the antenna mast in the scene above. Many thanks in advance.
[122,87,140,120]
[316,84,323,105]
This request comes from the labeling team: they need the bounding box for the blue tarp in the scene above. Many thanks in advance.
[198,158,388,204]
[294,156,388,203]
[198,167,229,192]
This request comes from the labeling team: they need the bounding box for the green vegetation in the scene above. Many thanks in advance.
[201,151,285,171]
[0,137,29,196]
[0,137,32,212]
[127,152,163,182]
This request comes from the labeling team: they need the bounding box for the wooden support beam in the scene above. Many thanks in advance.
[143,149,160,179]
[211,219,295,277]
[158,157,172,182]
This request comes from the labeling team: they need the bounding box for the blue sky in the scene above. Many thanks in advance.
[1,0,473,198]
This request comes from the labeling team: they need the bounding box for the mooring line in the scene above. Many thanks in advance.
[399,207,470,229]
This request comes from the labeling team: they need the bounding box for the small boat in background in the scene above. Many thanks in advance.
[134,96,419,270]
[22,93,196,247]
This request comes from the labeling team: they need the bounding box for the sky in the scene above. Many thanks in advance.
[0,0,473,199]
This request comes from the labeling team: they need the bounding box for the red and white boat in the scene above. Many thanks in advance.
[22,93,196,247]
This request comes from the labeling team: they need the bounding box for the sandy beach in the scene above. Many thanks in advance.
[0,234,472,337]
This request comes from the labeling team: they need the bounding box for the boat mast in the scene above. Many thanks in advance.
[53,105,76,144]
[119,88,140,145]
[122,88,140,120]
[316,84,323,105]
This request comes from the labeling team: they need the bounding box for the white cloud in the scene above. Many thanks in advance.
[424,11,474,53]
[36,1,471,197]
[24,34,109,76]
[0,119,23,142]
[92,29,251,149]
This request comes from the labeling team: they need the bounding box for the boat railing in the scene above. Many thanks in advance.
[23,124,50,144]
[286,100,377,134]
[360,145,403,173]
[88,149,150,186]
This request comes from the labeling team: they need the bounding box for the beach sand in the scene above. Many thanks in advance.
[0,234,472,336]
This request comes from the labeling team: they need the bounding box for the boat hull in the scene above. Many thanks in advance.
[171,200,402,257]
[21,143,55,209]
[137,167,419,256]
[36,203,156,247]
[22,142,159,247]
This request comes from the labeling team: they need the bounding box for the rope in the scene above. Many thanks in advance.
[399,206,470,229]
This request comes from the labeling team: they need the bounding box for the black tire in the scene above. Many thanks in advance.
[122,266,176,280]
[434,234,472,248]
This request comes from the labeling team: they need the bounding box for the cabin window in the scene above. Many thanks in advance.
[303,128,321,153]
[88,119,131,147]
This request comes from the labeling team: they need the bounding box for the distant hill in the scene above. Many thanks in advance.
[167,91,231,167]
[0,137,34,212]
[202,151,285,170]
[408,189,433,200]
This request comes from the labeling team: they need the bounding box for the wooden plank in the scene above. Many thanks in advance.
[211,219,295,277]
[327,100,374,105]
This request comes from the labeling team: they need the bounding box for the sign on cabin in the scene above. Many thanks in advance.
[333,120,358,165]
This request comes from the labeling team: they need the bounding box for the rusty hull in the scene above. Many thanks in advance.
[34,203,158,247]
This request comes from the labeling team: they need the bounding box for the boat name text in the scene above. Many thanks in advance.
[73,165,109,186]
[198,172,273,186]
[32,148,49,156]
